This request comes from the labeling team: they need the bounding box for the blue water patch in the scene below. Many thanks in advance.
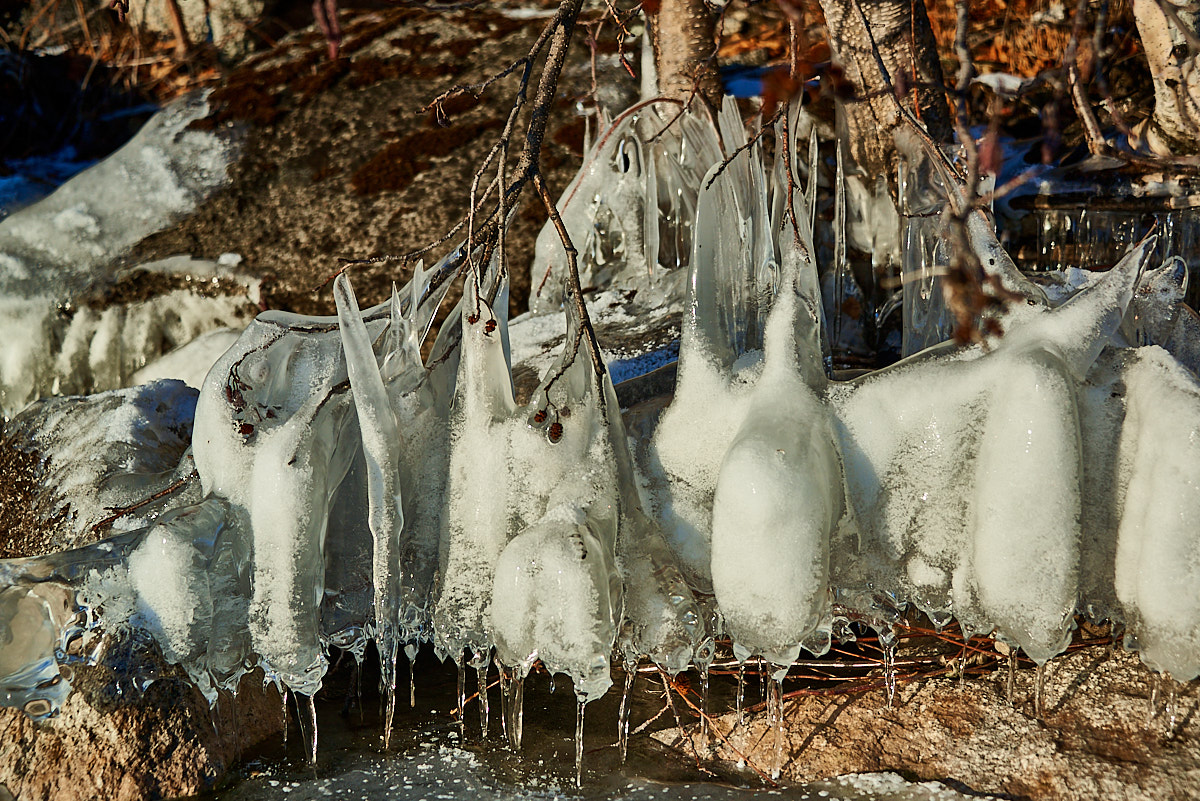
[608,341,679,385]
[721,64,766,99]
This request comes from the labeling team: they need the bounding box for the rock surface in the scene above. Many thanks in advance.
[0,663,282,801]
[655,645,1200,800]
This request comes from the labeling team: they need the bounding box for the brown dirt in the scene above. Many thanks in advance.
[124,4,620,324]
[0,434,56,560]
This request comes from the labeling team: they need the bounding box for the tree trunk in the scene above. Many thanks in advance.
[816,0,952,177]
[647,0,723,106]
[1132,0,1200,155]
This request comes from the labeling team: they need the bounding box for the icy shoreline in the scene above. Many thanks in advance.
[1,20,1199,796]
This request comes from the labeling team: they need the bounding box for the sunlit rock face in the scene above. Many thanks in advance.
[3,96,1200,739]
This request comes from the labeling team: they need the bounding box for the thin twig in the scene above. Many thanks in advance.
[90,468,198,533]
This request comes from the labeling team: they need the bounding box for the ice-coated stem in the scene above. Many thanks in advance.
[618,667,634,764]
[335,272,405,747]
[575,697,586,788]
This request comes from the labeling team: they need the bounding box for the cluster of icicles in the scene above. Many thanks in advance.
[3,97,1200,782]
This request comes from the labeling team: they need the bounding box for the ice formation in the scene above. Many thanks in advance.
[529,100,722,314]
[4,92,1200,766]
[0,93,249,416]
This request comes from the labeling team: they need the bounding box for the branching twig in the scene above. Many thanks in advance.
[1065,0,1108,155]
[704,107,783,191]
[90,468,198,533]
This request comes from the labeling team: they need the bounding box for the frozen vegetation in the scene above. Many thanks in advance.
[3,89,1200,789]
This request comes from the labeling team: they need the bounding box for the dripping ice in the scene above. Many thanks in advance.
[3,92,1200,761]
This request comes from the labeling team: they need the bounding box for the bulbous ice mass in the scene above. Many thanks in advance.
[5,96,1200,734]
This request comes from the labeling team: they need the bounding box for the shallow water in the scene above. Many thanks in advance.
[207,648,994,801]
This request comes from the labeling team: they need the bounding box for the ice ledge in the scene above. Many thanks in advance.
[0,95,248,417]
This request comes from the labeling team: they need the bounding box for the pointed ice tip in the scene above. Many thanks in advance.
[1009,231,1160,380]
[333,271,358,315]
[1162,255,1189,292]
[1108,232,1158,302]
[411,258,426,314]
[1126,232,1156,270]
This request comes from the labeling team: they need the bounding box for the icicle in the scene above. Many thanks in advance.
[491,281,622,702]
[496,660,511,743]
[410,659,416,709]
[767,676,784,780]
[433,265,515,663]
[618,667,634,765]
[457,661,467,738]
[281,688,288,746]
[831,139,847,354]
[210,693,223,742]
[575,697,587,788]
[712,232,839,666]
[335,272,405,749]
[644,134,659,273]
[506,671,525,750]
[476,658,490,739]
[228,689,243,761]
[307,693,318,765]
[1165,674,1179,737]
[1034,662,1047,718]
[1148,672,1160,723]
[697,666,711,754]
[736,662,746,726]
[193,313,363,700]
[806,127,818,243]
[883,642,896,709]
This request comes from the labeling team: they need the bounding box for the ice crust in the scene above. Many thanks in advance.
[0,94,247,415]
[6,95,1200,731]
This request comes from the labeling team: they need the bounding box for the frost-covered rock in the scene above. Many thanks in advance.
[0,94,249,416]
[1,380,202,554]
